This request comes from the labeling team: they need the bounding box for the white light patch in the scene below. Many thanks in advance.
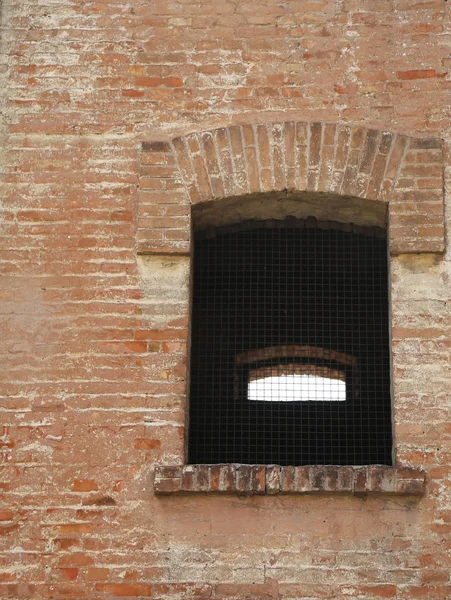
[248,374,346,402]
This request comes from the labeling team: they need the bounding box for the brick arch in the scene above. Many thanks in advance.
[138,121,444,255]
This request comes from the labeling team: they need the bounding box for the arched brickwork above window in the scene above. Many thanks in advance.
[138,121,445,255]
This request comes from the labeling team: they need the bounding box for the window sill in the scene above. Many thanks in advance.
[154,465,425,496]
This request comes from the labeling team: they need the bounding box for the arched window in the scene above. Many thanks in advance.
[237,346,356,404]
[188,218,392,466]
[140,122,439,494]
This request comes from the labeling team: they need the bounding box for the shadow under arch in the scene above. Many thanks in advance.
[191,189,387,233]
[138,120,444,254]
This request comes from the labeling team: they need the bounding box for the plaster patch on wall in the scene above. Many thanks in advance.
[391,255,449,302]
[137,254,190,328]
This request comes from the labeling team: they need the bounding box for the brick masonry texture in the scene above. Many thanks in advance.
[1,1,451,599]
[154,465,426,496]
[138,122,445,255]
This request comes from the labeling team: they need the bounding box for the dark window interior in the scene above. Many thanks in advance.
[188,219,392,466]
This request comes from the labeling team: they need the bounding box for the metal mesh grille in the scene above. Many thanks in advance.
[188,220,392,466]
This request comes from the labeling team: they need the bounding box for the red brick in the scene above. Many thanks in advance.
[229,125,249,195]
[124,341,148,353]
[337,467,354,492]
[309,122,323,169]
[134,439,161,450]
[71,480,98,492]
[59,554,93,567]
[86,568,109,581]
[201,132,224,198]
[256,124,272,192]
[196,465,210,491]
[281,466,296,493]
[354,468,368,494]
[153,478,181,494]
[154,466,182,494]
[324,466,339,491]
[220,464,237,492]
[309,466,326,492]
[236,465,253,494]
[396,69,446,80]
[251,465,266,494]
[95,583,152,596]
[58,524,95,535]
[181,465,195,491]
[295,466,311,493]
[0,510,14,521]
[58,568,79,581]
[368,466,396,493]
[209,465,221,491]
[266,466,281,495]
[395,478,425,496]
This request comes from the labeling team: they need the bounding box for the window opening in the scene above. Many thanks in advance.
[248,369,346,403]
[188,219,392,466]
[238,346,356,405]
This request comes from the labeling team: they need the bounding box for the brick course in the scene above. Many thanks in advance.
[1,0,451,598]
[154,465,426,497]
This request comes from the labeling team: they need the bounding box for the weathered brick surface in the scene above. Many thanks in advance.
[1,0,451,598]
[139,123,445,254]
[155,466,425,496]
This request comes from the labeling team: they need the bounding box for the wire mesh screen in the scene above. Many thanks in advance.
[188,219,392,466]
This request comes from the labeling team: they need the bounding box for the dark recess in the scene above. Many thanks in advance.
[188,219,392,466]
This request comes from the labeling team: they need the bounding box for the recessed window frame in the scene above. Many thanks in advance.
[187,217,393,467]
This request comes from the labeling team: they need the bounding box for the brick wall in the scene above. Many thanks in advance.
[1,1,450,599]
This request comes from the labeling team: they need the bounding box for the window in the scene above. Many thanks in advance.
[247,367,347,403]
[188,218,392,466]
[238,346,355,404]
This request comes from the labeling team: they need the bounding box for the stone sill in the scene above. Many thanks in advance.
[154,465,425,496]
